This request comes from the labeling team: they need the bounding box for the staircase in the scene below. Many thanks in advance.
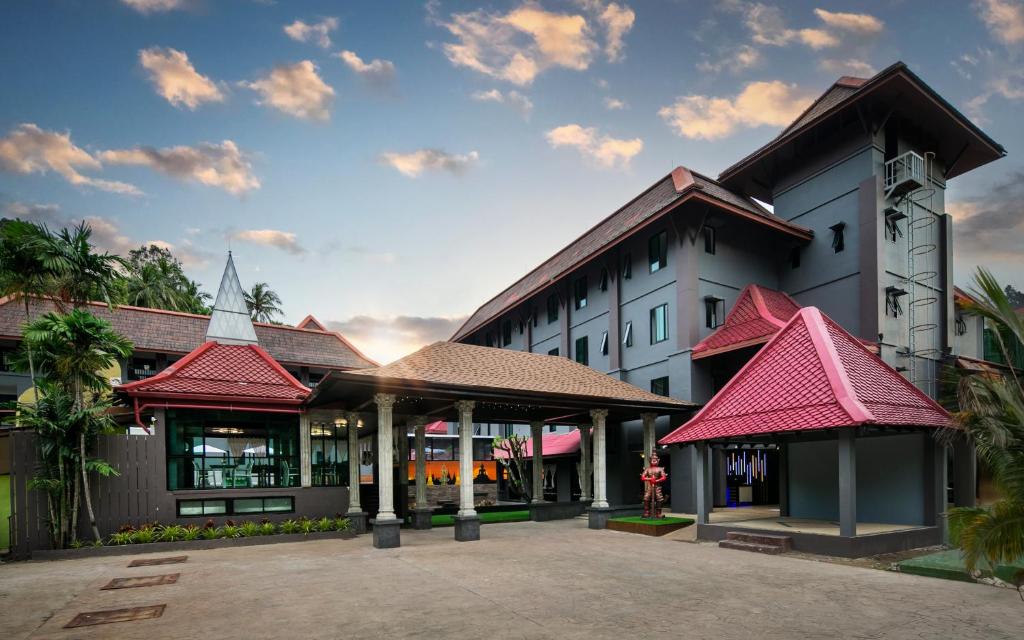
[718,531,792,555]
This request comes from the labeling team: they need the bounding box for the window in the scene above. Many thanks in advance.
[165,410,300,491]
[650,304,669,344]
[648,231,668,273]
[575,336,589,366]
[885,286,907,318]
[600,331,609,355]
[599,267,609,291]
[884,207,905,243]
[789,247,801,269]
[574,277,588,310]
[622,254,632,279]
[548,347,559,356]
[547,294,559,324]
[177,496,294,517]
[955,315,968,336]
[703,226,716,254]
[705,296,724,329]
[310,423,350,487]
[830,222,846,253]
[127,356,158,381]
[501,319,513,346]
[650,377,669,397]
[623,321,633,347]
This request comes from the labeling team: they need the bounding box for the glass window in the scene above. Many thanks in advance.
[622,254,632,279]
[651,377,669,397]
[502,319,513,346]
[547,294,559,324]
[790,247,801,269]
[830,222,845,253]
[599,267,609,291]
[575,336,589,366]
[574,277,588,310]
[548,347,559,356]
[650,304,669,344]
[600,331,608,355]
[177,497,293,517]
[649,231,668,273]
[165,410,300,491]
[311,423,350,487]
[127,356,158,381]
[703,226,716,254]
[705,297,724,329]
[623,321,633,347]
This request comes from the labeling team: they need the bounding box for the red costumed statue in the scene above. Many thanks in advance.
[641,450,667,519]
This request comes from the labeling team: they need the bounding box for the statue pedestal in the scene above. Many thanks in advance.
[371,518,401,549]
[411,508,433,530]
[454,514,480,541]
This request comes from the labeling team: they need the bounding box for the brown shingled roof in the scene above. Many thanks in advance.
[0,297,376,370]
[451,167,811,342]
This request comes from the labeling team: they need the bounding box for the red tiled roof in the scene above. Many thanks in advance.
[660,307,952,444]
[450,167,812,342]
[0,297,377,370]
[119,341,310,404]
[425,420,448,434]
[494,429,580,459]
[692,285,800,359]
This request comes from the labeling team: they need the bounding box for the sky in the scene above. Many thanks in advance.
[1,0,1022,364]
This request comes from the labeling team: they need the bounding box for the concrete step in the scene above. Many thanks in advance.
[724,531,793,550]
[718,539,788,555]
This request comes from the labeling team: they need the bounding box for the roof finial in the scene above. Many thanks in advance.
[206,252,258,345]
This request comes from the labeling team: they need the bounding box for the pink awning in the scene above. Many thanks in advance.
[494,429,581,458]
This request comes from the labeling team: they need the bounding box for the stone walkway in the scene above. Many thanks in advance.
[1,519,1020,639]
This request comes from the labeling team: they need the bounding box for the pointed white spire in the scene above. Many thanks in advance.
[206,252,259,345]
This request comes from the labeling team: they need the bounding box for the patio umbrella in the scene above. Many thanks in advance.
[192,443,227,455]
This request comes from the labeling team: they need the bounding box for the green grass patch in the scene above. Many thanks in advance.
[609,516,694,526]
[430,510,531,527]
[898,549,1024,584]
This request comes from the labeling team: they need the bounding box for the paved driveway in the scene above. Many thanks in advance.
[1,519,1020,639]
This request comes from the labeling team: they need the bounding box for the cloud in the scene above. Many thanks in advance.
[230,229,306,255]
[812,9,884,35]
[819,58,876,76]
[379,149,479,177]
[948,171,1024,280]
[696,44,762,73]
[545,124,642,168]
[121,0,186,13]
[139,47,224,110]
[99,140,260,195]
[327,314,468,364]
[975,0,1024,45]
[430,2,599,85]
[658,80,814,140]
[241,61,335,121]
[336,50,396,87]
[283,17,339,49]
[595,2,635,61]
[0,123,140,194]
[603,96,627,110]
[952,47,1024,122]
[471,88,534,116]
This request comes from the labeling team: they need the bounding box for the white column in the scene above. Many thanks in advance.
[591,409,609,508]
[346,412,361,514]
[375,394,397,521]
[641,412,656,466]
[531,421,545,503]
[299,414,312,487]
[414,418,428,510]
[455,400,477,518]
[578,424,592,501]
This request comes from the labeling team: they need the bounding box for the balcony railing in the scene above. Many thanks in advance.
[884,151,925,197]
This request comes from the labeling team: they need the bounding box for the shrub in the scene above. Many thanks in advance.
[69,539,85,549]
[220,523,240,539]
[131,527,156,544]
[316,516,333,532]
[299,517,317,535]
[279,519,301,534]
[109,531,134,545]
[201,525,221,540]
[182,525,201,541]
[333,517,351,532]
[259,521,277,536]
[239,521,261,537]
[160,525,187,542]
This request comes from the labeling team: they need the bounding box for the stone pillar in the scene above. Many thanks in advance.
[396,423,409,522]
[578,424,591,502]
[411,417,432,529]
[299,414,312,488]
[454,400,480,541]
[345,412,367,534]
[838,429,857,538]
[588,409,612,529]
[924,435,948,542]
[778,442,790,517]
[641,413,656,463]
[372,393,400,549]
[531,421,545,503]
[695,442,711,525]
[952,437,977,508]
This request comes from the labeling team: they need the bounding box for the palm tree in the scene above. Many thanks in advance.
[244,282,283,323]
[182,278,212,315]
[21,309,133,542]
[949,268,1024,577]
[124,258,189,311]
[0,219,57,402]
[36,221,125,309]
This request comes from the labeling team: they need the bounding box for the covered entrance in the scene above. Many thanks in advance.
[305,340,691,548]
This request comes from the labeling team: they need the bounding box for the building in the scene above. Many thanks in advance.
[451,62,1005,550]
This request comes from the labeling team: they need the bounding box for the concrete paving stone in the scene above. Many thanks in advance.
[0,519,1020,640]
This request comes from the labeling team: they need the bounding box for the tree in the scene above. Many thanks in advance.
[492,434,531,501]
[949,268,1024,581]
[244,282,283,323]
[1005,284,1024,309]
[20,309,133,542]
[0,219,56,402]
[35,221,125,308]
[119,245,212,313]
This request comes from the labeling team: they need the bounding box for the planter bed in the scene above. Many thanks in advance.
[431,510,531,527]
[31,529,357,561]
[606,516,694,537]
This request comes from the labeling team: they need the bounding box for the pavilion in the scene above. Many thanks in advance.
[305,340,692,548]
[660,306,960,557]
